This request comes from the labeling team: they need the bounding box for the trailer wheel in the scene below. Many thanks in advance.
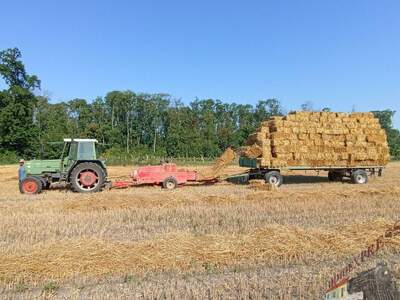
[70,162,105,193]
[328,171,343,182]
[20,177,43,194]
[264,171,283,187]
[163,177,177,190]
[351,169,368,184]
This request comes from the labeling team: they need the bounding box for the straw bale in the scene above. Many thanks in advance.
[270,158,287,166]
[273,153,293,160]
[366,134,387,143]
[257,157,271,166]
[271,139,285,146]
[241,145,263,158]
[336,112,348,118]
[350,112,374,119]
[270,116,284,121]
[246,132,265,145]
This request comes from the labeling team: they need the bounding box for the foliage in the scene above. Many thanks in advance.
[0,150,18,164]
[0,48,40,157]
[372,110,400,158]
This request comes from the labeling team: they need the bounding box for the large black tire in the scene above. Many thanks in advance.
[162,177,178,190]
[70,162,105,193]
[328,171,343,182]
[351,169,368,184]
[20,176,43,194]
[264,171,283,187]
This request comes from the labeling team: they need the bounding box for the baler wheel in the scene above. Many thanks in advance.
[163,177,178,190]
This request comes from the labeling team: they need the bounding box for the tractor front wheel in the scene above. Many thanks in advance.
[20,177,43,194]
[70,162,105,193]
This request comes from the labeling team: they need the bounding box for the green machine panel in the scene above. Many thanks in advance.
[25,159,61,175]
[239,156,258,168]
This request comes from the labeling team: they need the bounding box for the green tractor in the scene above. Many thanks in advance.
[20,138,108,194]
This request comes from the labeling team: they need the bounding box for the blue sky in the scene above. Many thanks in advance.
[1,0,399,128]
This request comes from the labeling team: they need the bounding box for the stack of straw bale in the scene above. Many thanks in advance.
[242,111,390,167]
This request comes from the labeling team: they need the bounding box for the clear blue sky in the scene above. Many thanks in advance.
[1,0,399,128]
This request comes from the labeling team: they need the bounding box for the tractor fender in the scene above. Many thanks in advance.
[32,175,47,187]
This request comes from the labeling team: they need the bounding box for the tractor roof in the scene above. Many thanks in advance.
[63,138,98,143]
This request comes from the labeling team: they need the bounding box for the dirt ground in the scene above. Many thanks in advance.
[0,162,400,299]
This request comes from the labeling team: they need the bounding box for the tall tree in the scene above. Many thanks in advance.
[0,48,40,157]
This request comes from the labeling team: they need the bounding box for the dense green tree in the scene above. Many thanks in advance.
[0,48,40,157]
[372,110,400,157]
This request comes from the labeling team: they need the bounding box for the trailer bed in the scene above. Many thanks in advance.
[239,157,384,186]
[239,157,384,171]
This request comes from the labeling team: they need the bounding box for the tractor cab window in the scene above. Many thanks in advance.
[77,142,96,160]
[68,142,78,159]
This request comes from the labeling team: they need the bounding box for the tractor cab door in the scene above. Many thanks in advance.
[62,141,78,173]
[61,140,98,174]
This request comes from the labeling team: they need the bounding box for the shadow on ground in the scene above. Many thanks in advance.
[283,175,350,184]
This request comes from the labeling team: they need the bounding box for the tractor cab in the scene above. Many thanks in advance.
[61,139,98,172]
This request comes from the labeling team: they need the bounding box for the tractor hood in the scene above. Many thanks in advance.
[25,159,61,175]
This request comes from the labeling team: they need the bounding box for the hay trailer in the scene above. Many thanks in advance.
[239,157,384,187]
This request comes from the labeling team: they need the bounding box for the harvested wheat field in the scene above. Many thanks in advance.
[0,162,400,299]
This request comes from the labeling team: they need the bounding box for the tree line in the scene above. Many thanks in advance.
[0,47,399,163]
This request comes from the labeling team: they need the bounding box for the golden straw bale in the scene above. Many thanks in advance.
[336,112,348,118]
[350,112,374,119]
[270,158,287,167]
[241,145,263,158]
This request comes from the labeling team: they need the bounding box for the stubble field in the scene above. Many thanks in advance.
[0,162,400,299]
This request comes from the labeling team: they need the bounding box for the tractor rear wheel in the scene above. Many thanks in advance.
[70,162,105,193]
[20,177,43,194]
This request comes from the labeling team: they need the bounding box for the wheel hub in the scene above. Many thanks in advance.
[357,174,366,183]
[23,180,38,194]
[270,177,278,185]
[79,171,98,187]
